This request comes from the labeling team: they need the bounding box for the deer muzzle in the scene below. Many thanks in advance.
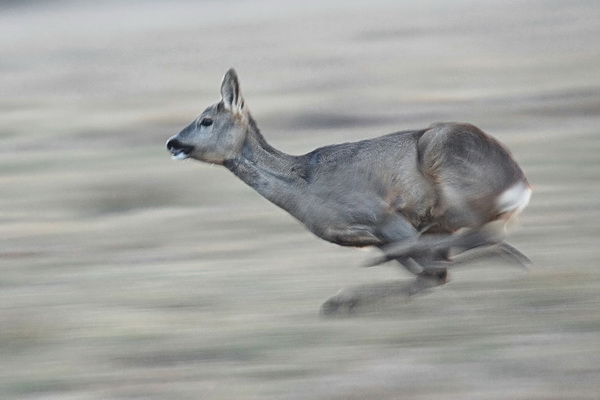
[166,137,194,160]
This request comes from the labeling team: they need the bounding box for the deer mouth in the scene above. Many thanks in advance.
[166,138,194,160]
[171,149,191,160]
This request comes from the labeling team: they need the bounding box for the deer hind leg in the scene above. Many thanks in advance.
[369,224,529,270]
[444,240,530,268]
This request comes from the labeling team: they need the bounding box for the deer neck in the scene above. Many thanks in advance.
[223,127,306,212]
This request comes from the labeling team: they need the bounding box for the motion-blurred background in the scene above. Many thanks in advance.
[1,1,599,399]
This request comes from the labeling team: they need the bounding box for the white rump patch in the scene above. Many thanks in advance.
[496,181,531,215]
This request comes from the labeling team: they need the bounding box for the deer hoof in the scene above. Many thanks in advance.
[320,293,360,316]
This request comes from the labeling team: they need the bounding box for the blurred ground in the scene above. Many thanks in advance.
[1,0,600,399]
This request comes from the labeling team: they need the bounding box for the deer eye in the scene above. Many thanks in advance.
[199,118,213,127]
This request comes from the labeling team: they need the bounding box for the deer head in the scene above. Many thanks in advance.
[166,68,250,165]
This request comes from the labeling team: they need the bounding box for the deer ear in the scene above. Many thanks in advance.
[220,68,244,112]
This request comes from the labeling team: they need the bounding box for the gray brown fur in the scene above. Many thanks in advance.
[167,69,531,313]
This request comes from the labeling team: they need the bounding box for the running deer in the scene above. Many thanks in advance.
[166,69,531,314]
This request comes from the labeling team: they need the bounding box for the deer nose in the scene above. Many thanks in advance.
[166,137,194,158]
[166,137,181,151]
[166,138,189,152]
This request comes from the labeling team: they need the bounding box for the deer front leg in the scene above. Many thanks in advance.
[321,274,446,315]
[320,214,448,315]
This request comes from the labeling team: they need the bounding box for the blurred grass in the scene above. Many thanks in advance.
[1,0,600,399]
